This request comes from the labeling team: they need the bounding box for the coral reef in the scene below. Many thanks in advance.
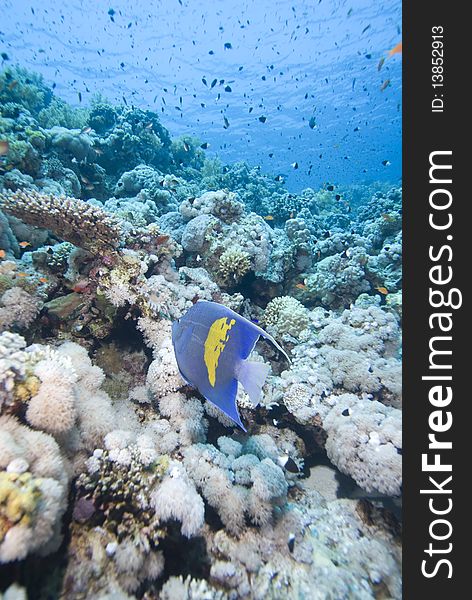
[0,65,402,599]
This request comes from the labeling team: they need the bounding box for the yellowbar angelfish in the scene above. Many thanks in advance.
[171,301,290,431]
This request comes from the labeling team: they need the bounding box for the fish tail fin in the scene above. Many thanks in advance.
[236,360,270,407]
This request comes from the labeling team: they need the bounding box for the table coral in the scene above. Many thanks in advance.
[0,189,122,254]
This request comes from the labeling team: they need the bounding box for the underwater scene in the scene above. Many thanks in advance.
[0,0,402,598]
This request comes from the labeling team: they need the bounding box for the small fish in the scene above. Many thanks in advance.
[84,184,95,191]
[335,194,341,201]
[18,241,31,248]
[183,141,190,152]
[211,78,218,88]
[382,159,391,166]
[342,408,352,417]
[172,301,290,430]
[258,115,267,123]
[80,126,92,134]
[375,286,389,295]
[154,234,170,244]
[326,184,334,191]
[263,215,274,221]
[72,280,89,293]
[340,248,352,259]
[274,175,284,182]
[80,175,91,184]
[202,77,208,86]
[278,455,300,474]
[0,141,9,156]
[380,79,391,92]
[1,52,9,61]
[291,162,299,169]
[308,116,316,129]
[15,272,29,278]
[377,57,385,71]
[295,283,307,290]
[223,116,230,129]
[387,41,402,58]
[224,42,233,49]
[145,122,154,130]
[38,277,48,283]
[78,91,82,103]
[0,249,6,258]
[200,142,209,149]
[287,533,296,553]
[224,85,232,92]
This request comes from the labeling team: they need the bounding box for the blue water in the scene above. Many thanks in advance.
[1,0,401,192]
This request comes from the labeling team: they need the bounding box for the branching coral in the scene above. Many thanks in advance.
[0,189,122,253]
[217,247,251,286]
[263,296,309,338]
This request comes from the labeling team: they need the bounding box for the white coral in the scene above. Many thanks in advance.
[263,295,309,338]
[151,462,205,537]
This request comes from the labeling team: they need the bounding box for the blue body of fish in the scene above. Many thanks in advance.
[171,300,289,430]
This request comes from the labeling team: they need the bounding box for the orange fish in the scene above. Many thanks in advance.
[375,286,389,295]
[38,277,48,283]
[264,215,274,221]
[0,140,9,156]
[15,272,29,277]
[295,283,307,290]
[155,234,170,244]
[0,249,6,258]
[387,41,402,58]
[19,241,31,248]
[72,280,89,293]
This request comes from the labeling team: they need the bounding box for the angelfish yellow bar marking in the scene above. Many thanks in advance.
[204,317,236,386]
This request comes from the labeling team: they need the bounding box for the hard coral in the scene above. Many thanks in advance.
[217,247,251,287]
[263,296,309,338]
[0,189,122,254]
